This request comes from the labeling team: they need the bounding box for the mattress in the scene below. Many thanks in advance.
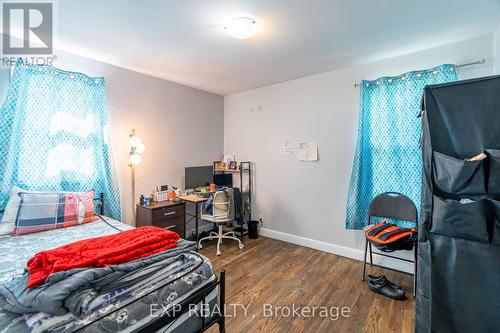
[0,217,216,333]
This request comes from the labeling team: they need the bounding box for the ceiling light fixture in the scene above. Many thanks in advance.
[224,16,258,39]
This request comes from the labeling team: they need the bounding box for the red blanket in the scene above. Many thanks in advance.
[27,226,180,288]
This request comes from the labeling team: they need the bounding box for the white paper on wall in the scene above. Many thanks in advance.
[298,143,318,161]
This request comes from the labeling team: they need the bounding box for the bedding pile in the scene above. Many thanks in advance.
[0,240,196,316]
[1,226,180,315]
[0,222,215,333]
[27,226,179,288]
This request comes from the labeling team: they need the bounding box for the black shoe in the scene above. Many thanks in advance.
[367,275,403,290]
[368,278,407,300]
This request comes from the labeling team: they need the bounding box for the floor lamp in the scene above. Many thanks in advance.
[129,129,145,226]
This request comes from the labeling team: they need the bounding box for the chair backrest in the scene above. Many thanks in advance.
[202,189,235,222]
[368,192,417,226]
[213,190,230,218]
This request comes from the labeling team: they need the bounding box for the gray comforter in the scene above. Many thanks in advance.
[0,240,198,317]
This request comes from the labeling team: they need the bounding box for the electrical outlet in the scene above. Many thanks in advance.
[280,144,292,156]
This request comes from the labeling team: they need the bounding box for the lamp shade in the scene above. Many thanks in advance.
[130,153,142,165]
[135,143,146,154]
[130,136,141,148]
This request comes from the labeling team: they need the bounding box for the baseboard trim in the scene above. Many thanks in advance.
[260,227,413,274]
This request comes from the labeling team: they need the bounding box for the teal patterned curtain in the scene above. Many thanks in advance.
[0,61,121,220]
[346,64,458,229]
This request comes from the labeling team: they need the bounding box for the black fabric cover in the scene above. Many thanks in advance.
[416,76,500,332]
[232,187,246,227]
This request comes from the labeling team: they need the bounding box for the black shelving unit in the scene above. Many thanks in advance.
[213,161,252,237]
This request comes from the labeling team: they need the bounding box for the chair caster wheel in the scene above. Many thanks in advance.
[239,245,244,250]
[216,251,221,256]
[198,244,203,249]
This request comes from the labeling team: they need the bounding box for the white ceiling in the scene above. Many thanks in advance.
[51,0,500,95]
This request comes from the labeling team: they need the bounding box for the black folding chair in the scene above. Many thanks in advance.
[361,192,418,296]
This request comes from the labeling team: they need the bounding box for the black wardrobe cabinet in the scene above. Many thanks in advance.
[416,76,500,333]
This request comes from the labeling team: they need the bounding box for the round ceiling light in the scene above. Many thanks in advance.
[224,16,257,39]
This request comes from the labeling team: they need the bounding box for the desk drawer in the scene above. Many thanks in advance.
[152,205,184,223]
[153,217,185,238]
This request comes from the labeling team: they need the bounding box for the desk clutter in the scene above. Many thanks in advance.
[139,185,182,206]
[138,184,230,208]
[136,159,254,250]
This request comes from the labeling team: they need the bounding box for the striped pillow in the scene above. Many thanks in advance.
[13,190,96,236]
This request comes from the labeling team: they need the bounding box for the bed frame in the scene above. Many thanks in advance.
[135,270,226,333]
[92,193,226,333]
[94,193,105,215]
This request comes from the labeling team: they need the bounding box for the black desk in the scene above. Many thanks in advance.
[179,195,208,250]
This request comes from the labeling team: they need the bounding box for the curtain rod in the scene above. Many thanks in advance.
[353,59,486,88]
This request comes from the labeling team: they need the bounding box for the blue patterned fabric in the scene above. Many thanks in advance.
[346,64,458,229]
[0,61,121,220]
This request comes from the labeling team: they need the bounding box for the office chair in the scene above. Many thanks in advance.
[198,189,244,256]
[361,192,418,296]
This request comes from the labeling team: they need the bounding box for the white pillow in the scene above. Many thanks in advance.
[0,220,15,235]
[0,186,24,235]
[0,186,45,235]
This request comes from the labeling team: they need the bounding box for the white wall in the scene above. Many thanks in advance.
[224,35,494,270]
[0,49,224,228]
[494,22,500,74]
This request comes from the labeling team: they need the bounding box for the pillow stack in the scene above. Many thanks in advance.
[0,187,96,236]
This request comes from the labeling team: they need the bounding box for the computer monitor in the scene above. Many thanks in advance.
[185,166,213,189]
[213,173,233,187]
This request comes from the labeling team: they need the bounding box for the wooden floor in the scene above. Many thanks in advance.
[200,236,415,333]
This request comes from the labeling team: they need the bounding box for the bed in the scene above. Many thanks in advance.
[0,197,225,333]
